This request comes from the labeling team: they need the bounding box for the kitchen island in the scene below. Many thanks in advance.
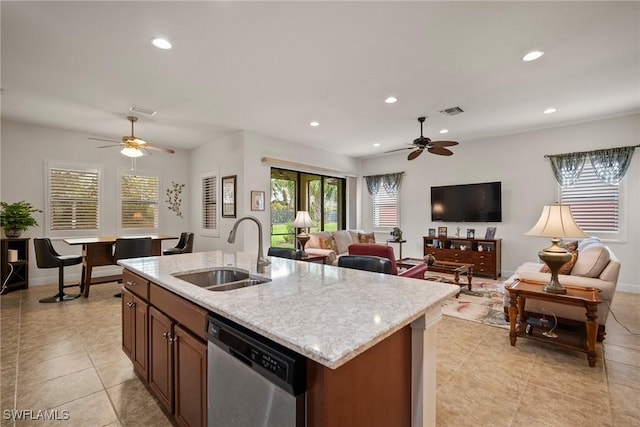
[119,250,459,427]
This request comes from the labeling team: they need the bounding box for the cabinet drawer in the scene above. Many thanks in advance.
[150,283,208,340]
[122,270,150,300]
[443,250,472,263]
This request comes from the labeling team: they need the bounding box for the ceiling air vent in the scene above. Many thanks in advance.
[129,105,157,116]
[440,106,464,116]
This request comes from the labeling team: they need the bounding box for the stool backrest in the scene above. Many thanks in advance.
[338,255,392,274]
[268,247,302,260]
[112,237,152,262]
[33,238,62,268]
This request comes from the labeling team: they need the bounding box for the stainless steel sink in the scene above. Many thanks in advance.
[173,268,270,291]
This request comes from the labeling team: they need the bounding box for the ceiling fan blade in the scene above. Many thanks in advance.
[429,140,459,148]
[89,137,120,143]
[145,144,175,154]
[408,149,424,160]
[97,144,122,149]
[428,147,454,156]
[385,147,414,153]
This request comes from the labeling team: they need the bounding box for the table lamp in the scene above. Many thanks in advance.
[292,211,314,258]
[525,205,588,294]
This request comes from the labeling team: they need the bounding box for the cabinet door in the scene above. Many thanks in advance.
[149,306,174,413]
[121,290,135,361]
[173,325,207,427]
[133,296,149,381]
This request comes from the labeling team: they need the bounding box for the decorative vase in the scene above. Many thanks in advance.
[424,254,436,265]
[4,228,22,238]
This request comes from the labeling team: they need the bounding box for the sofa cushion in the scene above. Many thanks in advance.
[358,232,376,244]
[577,236,602,252]
[540,240,578,274]
[319,236,338,252]
[307,231,332,249]
[571,244,611,278]
[333,230,355,255]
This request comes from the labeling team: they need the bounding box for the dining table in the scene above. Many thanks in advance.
[64,234,178,297]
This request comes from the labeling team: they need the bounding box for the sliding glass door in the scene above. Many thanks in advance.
[270,168,345,248]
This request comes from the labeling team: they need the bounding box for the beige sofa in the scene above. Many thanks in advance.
[502,237,620,340]
[305,229,372,265]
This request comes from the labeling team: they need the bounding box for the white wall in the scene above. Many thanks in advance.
[190,130,361,256]
[361,113,640,293]
[1,120,191,285]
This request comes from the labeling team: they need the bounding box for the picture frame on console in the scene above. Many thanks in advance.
[428,228,436,237]
[485,226,496,239]
[438,226,447,237]
[467,229,475,239]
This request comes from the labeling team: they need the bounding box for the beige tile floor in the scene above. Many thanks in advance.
[1,280,639,426]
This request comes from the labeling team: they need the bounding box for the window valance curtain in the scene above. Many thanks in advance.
[546,145,638,186]
[364,172,404,196]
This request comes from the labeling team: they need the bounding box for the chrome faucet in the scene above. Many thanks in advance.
[227,216,271,273]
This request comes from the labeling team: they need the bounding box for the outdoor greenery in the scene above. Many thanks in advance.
[0,201,42,231]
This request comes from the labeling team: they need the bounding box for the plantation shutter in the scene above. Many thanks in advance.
[373,190,398,228]
[49,167,99,231]
[560,161,619,233]
[202,175,217,230]
[121,174,159,229]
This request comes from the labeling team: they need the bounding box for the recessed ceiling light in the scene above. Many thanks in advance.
[152,38,172,50]
[544,107,557,114]
[439,129,449,134]
[309,121,320,127]
[522,51,544,62]
[384,96,398,104]
[373,143,381,147]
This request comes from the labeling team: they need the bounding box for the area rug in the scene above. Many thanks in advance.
[440,281,509,329]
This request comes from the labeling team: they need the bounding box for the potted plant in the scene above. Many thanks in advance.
[0,201,42,238]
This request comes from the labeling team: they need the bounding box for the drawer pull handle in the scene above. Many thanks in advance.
[126,280,136,286]
[126,302,135,308]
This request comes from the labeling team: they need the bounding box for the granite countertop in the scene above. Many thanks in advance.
[119,250,459,369]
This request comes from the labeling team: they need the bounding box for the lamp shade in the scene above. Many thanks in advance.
[293,211,314,228]
[525,205,588,239]
[121,147,143,158]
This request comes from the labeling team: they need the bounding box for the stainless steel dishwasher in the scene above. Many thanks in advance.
[206,314,307,427]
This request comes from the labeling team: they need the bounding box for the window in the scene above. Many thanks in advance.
[120,172,159,230]
[201,169,219,237]
[269,168,346,247]
[372,188,398,228]
[47,162,100,236]
[560,161,623,237]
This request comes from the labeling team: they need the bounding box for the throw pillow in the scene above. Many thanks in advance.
[358,232,376,244]
[540,240,578,274]
[319,237,338,252]
[571,245,610,278]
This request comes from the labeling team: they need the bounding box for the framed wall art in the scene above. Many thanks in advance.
[222,175,236,218]
[251,191,265,211]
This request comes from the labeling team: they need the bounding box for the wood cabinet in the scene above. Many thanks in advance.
[121,270,207,427]
[122,289,149,380]
[1,238,29,293]
[423,236,502,279]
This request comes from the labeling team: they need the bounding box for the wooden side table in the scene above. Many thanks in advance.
[505,279,601,367]
[301,254,328,264]
[386,239,406,259]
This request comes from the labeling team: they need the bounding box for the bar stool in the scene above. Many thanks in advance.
[34,238,83,303]
[163,232,194,255]
[112,237,152,297]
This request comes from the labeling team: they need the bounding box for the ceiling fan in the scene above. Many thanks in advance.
[387,117,459,160]
[88,116,175,158]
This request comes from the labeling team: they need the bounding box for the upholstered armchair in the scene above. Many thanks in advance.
[347,243,429,279]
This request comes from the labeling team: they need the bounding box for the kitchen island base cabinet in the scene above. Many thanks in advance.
[121,270,207,427]
[122,289,148,381]
[306,326,412,427]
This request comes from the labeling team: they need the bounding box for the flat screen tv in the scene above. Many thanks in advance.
[431,181,502,222]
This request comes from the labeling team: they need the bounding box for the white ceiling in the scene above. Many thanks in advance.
[2,2,638,158]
